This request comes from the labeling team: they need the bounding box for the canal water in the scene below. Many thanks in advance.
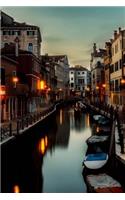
[1,106,92,193]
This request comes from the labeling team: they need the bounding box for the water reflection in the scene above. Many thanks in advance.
[2,106,92,193]
[13,185,20,193]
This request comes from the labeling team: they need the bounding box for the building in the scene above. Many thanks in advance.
[1,11,42,58]
[110,28,125,106]
[103,42,112,104]
[90,43,106,103]
[1,51,29,121]
[41,55,69,100]
[1,43,42,115]
[69,65,90,97]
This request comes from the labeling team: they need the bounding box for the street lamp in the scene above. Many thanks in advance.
[0,86,6,100]
[12,76,19,88]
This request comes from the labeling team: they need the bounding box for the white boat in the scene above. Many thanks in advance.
[83,152,108,170]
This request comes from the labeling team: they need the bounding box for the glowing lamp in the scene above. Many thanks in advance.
[12,77,19,83]
[96,86,99,90]
[40,80,45,90]
[102,84,106,88]
[121,79,125,84]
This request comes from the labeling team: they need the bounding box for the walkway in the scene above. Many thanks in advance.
[0,103,56,144]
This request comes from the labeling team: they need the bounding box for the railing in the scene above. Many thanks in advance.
[0,104,56,142]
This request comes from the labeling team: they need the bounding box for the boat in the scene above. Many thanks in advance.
[86,135,109,145]
[93,115,102,121]
[98,116,110,125]
[85,173,123,193]
[83,152,108,170]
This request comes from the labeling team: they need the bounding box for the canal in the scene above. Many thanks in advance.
[1,105,92,193]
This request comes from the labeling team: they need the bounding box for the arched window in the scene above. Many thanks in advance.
[28,43,33,52]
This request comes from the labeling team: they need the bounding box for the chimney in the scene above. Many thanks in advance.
[14,37,19,57]
[119,27,121,33]
[114,30,117,40]
[93,43,97,54]
[110,39,113,43]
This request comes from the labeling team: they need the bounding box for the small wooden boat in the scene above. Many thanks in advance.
[83,152,108,170]
[86,135,109,145]
[86,173,123,193]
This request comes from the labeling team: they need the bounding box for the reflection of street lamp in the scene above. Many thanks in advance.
[96,86,99,90]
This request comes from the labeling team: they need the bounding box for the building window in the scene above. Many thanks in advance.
[71,71,74,74]
[1,68,5,85]
[82,71,84,74]
[119,59,122,69]
[71,78,73,81]
[12,71,16,76]
[28,43,33,52]
[112,48,114,56]
[115,62,118,71]
[77,72,80,75]
[115,79,119,91]
[115,43,118,54]
[71,83,74,87]
[12,31,21,36]
[27,31,35,36]
[3,31,10,35]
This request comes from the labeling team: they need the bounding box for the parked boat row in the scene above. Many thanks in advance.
[82,113,124,193]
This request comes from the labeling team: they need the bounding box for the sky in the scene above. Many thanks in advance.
[1,7,125,68]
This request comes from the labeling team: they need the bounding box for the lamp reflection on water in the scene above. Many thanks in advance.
[85,114,90,127]
[13,185,20,193]
[45,136,48,147]
[96,126,100,133]
[38,136,48,155]
[59,109,63,125]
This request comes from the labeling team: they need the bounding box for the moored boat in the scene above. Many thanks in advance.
[86,135,109,145]
[83,152,108,170]
[86,173,123,193]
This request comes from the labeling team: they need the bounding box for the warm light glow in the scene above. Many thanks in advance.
[13,185,20,193]
[45,136,48,146]
[59,109,63,125]
[0,86,6,98]
[96,86,99,90]
[47,87,51,92]
[102,84,106,88]
[40,80,45,90]
[86,87,90,91]
[0,89,6,96]
[121,79,125,84]
[87,114,90,127]
[39,138,45,155]
[12,77,19,83]
[37,79,41,90]
[96,126,100,133]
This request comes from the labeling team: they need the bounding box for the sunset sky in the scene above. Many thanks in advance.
[2,7,125,68]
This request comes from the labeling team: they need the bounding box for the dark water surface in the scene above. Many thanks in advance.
[1,106,92,193]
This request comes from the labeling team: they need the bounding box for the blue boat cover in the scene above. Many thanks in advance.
[85,153,107,161]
